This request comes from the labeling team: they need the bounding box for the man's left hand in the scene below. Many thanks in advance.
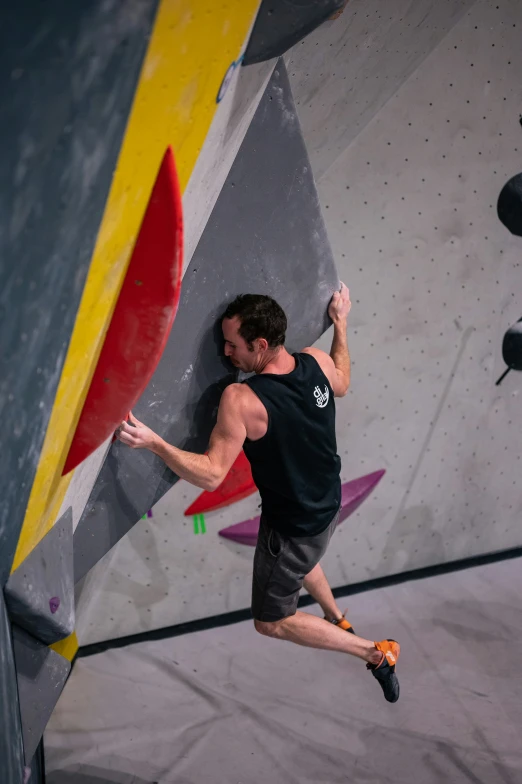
[116,411,160,451]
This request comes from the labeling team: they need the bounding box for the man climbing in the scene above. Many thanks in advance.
[117,283,401,702]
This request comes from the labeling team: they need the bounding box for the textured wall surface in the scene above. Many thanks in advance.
[0,2,264,763]
[76,0,522,646]
[286,0,477,180]
[0,593,25,784]
[0,0,158,586]
[13,626,71,765]
[182,59,275,272]
[12,0,259,585]
[5,509,74,645]
[312,0,522,579]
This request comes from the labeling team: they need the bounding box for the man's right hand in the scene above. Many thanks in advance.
[328,282,351,323]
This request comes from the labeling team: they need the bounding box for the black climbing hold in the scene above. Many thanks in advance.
[502,319,522,370]
[242,0,346,66]
[496,318,522,385]
[497,173,522,236]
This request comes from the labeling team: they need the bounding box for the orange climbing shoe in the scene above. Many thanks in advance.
[367,639,401,703]
[327,611,355,635]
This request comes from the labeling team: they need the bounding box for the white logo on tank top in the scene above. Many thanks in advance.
[314,385,329,408]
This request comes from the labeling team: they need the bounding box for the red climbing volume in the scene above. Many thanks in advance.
[63,147,183,475]
[184,450,257,516]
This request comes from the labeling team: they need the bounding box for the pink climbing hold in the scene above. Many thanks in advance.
[338,469,385,524]
[218,469,385,546]
[49,596,60,614]
[219,515,260,547]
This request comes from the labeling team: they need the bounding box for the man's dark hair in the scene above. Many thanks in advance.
[222,294,287,349]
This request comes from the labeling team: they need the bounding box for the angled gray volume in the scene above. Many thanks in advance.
[0,592,25,784]
[243,0,344,65]
[12,625,71,766]
[74,59,340,583]
[5,508,74,645]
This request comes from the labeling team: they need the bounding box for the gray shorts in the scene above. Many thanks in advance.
[251,509,340,622]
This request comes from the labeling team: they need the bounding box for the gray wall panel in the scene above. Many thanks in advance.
[286,0,477,181]
[0,592,25,784]
[5,509,74,645]
[13,626,71,766]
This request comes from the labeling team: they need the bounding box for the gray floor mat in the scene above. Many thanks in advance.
[45,558,522,784]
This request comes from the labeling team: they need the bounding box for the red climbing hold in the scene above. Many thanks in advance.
[185,450,257,516]
[63,147,183,475]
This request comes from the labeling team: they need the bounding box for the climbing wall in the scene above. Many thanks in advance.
[312,0,522,578]
[54,56,275,544]
[74,59,339,639]
[74,0,522,647]
[0,4,160,779]
[0,0,159,588]
[287,0,478,180]
[0,1,265,776]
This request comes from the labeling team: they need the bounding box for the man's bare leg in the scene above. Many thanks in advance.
[303,563,344,622]
[254,613,383,664]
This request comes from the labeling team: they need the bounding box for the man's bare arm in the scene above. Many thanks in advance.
[117,385,247,491]
[301,284,351,397]
[152,441,217,491]
[330,317,350,396]
[326,283,352,396]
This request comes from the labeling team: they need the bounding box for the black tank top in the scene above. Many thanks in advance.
[242,352,341,536]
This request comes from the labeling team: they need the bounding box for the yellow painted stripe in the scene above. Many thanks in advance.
[13,0,259,572]
[50,631,79,663]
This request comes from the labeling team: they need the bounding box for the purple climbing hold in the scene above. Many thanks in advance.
[338,469,386,524]
[219,515,261,547]
[218,470,386,546]
[49,596,60,614]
